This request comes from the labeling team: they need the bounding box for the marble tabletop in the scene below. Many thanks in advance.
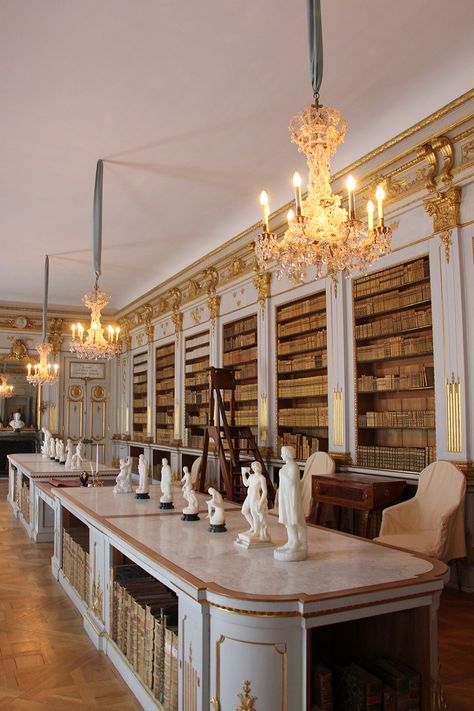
[8,453,118,476]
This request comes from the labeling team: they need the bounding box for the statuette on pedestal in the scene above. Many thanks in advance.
[54,438,62,461]
[70,440,84,469]
[181,466,199,521]
[64,438,74,469]
[114,456,133,494]
[274,446,307,562]
[207,487,226,532]
[49,435,56,459]
[57,439,65,464]
[136,453,150,499]
[41,427,52,459]
[159,458,174,509]
[235,461,273,549]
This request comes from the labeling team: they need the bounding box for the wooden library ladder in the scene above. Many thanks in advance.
[197,366,275,505]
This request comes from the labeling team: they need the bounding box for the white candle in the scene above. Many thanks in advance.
[259,191,270,232]
[367,200,375,231]
[346,174,356,218]
[287,208,295,225]
[72,323,76,339]
[293,172,302,211]
[376,185,385,220]
[27,363,32,376]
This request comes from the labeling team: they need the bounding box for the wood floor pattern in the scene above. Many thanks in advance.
[0,484,142,710]
[1,480,473,710]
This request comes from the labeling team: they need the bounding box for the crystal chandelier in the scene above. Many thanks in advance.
[70,160,120,360]
[27,342,59,387]
[70,283,120,360]
[255,2,391,282]
[26,255,60,387]
[0,375,14,398]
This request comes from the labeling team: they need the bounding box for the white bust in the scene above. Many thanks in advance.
[235,461,272,549]
[181,466,199,518]
[274,446,307,562]
[136,454,150,497]
[9,412,25,430]
[207,487,226,530]
[159,457,173,505]
[114,457,133,494]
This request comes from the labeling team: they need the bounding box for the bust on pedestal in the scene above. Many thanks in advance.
[9,412,25,431]
[159,458,174,509]
[274,446,307,562]
[207,487,226,532]
[135,454,150,499]
[181,466,199,521]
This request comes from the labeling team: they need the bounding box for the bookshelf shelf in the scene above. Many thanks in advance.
[276,290,328,460]
[354,256,436,473]
[223,314,258,435]
[155,342,175,446]
[184,330,210,449]
[133,352,148,442]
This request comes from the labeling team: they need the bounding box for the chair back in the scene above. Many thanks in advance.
[415,460,466,526]
[190,456,203,486]
[301,451,335,518]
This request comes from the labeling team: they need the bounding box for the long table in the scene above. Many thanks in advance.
[47,484,447,711]
[7,453,119,541]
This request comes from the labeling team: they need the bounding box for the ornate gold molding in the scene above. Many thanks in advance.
[439,230,452,264]
[118,316,132,351]
[172,310,183,335]
[252,271,272,318]
[0,337,32,362]
[91,541,103,621]
[169,287,183,337]
[236,680,257,711]
[207,294,221,334]
[446,374,462,453]
[423,186,461,232]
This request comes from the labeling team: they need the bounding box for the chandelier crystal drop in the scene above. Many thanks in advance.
[70,284,120,360]
[26,342,59,387]
[0,375,14,398]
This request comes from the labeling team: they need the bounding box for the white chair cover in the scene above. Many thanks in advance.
[374,461,466,562]
[301,451,335,518]
[190,456,203,487]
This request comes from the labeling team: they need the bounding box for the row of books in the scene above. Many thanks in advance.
[185,345,209,361]
[357,367,434,392]
[235,383,258,400]
[223,346,258,366]
[62,528,90,606]
[277,294,325,322]
[185,391,209,405]
[353,256,427,299]
[156,377,175,392]
[185,332,209,350]
[133,373,147,384]
[313,657,421,711]
[355,307,432,340]
[155,364,175,379]
[133,413,148,424]
[279,374,328,398]
[223,315,257,337]
[279,406,328,427]
[278,311,326,338]
[277,433,319,460]
[155,344,175,358]
[133,384,147,395]
[19,483,30,523]
[156,396,174,408]
[223,332,257,350]
[185,359,209,374]
[356,445,436,472]
[358,410,435,429]
[278,329,327,356]
[278,352,328,373]
[235,362,258,380]
[133,397,147,408]
[156,412,174,425]
[186,414,209,426]
[188,434,205,449]
[133,366,148,377]
[111,564,178,709]
[356,335,432,362]
[354,282,431,319]
[235,410,258,426]
[185,371,208,387]
[156,428,174,444]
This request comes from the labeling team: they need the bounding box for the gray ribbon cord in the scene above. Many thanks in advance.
[93,159,104,283]
[42,254,49,342]
[308,0,323,97]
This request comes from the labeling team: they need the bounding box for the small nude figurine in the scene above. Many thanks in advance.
[41,427,52,459]
[274,446,307,562]
[159,458,174,509]
[206,487,226,532]
[181,466,199,521]
[57,439,65,464]
[70,440,84,469]
[235,461,272,549]
[54,438,62,461]
[135,454,150,499]
[64,438,74,469]
[48,436,56,459]
[114,457,133,494]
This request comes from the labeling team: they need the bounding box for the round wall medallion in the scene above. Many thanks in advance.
[15,316,28,329]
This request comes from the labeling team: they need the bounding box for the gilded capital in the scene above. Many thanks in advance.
[423,186,461,232]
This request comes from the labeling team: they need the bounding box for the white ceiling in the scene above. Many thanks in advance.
[1,0,473,313]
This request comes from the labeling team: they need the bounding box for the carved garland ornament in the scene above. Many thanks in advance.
[252,271,271,318]
[236,680,257,711]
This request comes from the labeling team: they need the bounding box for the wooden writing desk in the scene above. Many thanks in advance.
[311,472,406,538]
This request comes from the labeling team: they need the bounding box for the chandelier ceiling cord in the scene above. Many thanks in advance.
[26,255,59,387]
[255,0,392,282]
[70,160,120,360]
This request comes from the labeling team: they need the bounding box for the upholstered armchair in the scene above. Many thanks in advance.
[374,461,466,566]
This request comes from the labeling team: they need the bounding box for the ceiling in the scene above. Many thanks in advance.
[1,0,473,313]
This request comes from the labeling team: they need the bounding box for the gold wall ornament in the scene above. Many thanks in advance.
[1,337,31,362]
[461,139,474,163]
[207,293,221,335]
[439,229,452,264]
[228,256,247,279]
[417,142,438,190]
[236,680,257,711]
[118,316,132,351]
[91,541,103,621]
[191,306,204,325]
[188,279,201,299]
[252,271,272,318]
[333,387,344,446]
[423,186,461,232]
[169,286,183,310]
[431,135,454,185]
[136,331,145,346]
[203,266,219,295]
[172,310,183,335]
[446,374,462,453]
[139,303,154,344]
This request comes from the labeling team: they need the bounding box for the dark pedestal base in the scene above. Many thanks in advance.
[50,457,56,460]
[181,513,199,521]
[208,523,227,533]
[59,461,66,465]
[136,492,150,500]
[159,501,174,510]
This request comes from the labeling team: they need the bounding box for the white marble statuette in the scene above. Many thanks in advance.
[274,446,308,562]
[206,487,226,532]
[114,456,133,494]
[235,461,273,549]
[41,427,52,459]
[181,466,199,521]
[56,439,65,463]
[9,412,25,430]
[135,454,150,499]
[64,438,74,469]
[54,438,62,461]
[70,440,84,469]
[159,458,174,509]
[48,435,56,459]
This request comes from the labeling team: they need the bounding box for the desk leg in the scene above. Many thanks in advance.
[314,501,322,525]
[361,509,371,538]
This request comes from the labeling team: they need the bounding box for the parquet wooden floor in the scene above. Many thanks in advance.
[0,479,472,710]
[0,482,142,710]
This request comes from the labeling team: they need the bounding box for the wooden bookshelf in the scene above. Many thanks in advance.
[155,342,175,445]
[184,330,210,450]
[223,314,258,435]
[132,352,148,441]
[354,256,436,473]
[276,291,328,460]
